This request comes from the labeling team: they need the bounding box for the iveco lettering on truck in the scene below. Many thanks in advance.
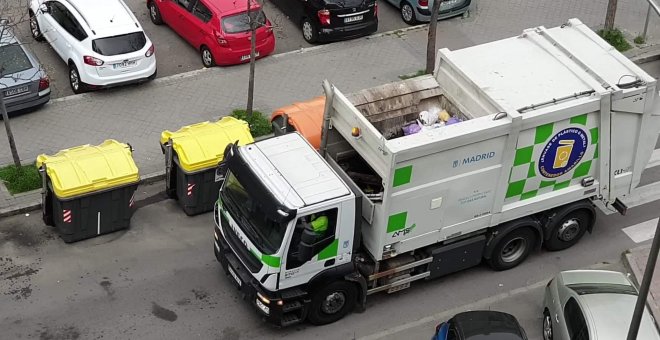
[213,19,660,326]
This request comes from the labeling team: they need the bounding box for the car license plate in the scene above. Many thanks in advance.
[240,52,260,61]
[344,15,363,23]
[4,85,29,97]
[228,266,242,287]
[113,60,137,69]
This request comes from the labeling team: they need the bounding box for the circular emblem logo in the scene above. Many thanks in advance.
[538,128,588,178]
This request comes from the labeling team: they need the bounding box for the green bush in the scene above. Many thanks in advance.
[399,69,426,80]
[0,164,42,194]
[634,35,646,45]
[230,109,273,137]
[597,28,632,52]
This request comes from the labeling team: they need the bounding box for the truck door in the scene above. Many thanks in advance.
[609,90,660,200]
[280,206,344,289]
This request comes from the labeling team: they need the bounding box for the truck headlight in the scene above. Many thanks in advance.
[256,299,270,315]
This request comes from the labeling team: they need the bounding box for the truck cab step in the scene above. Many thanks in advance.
[281,312,303,327]
[280,287,306,300]
[283,300,303,312]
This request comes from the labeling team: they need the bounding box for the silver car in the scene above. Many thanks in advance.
[543,270,660,340]
[387,0,471,26]
[1,20,50,115]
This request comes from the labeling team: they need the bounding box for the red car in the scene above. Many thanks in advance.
[147,0,276,66]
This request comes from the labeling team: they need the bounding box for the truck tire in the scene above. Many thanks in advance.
[307,281,357,325]
[544,209,591,251]
[487,228,536,271]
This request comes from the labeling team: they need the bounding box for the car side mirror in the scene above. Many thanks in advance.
[39,4,49,14]
[297,222,334,263]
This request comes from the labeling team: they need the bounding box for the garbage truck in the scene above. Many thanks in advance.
[213,18,660,326]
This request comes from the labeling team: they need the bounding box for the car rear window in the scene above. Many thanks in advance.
[221,11,266,34]
[92,32,146,56]
[0,44,32,75]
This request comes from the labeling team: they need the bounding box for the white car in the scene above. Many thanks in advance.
[28,0,157,93]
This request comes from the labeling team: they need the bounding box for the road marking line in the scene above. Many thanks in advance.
[623,218,659,243]
[646,149,660,169]
[619,182,660,212]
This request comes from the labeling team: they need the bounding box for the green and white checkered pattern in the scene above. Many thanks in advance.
[504,113,599,203]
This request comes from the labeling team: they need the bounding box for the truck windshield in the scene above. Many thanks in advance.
[221,171,288,254]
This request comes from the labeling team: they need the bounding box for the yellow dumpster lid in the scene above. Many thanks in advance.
[160,116,254,173]
[35,140,140,199]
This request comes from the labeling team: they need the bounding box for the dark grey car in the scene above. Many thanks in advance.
[1,20,50,115]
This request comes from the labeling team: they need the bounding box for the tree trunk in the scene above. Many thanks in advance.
[0,94,21,168]
[425,0,443,74]
[246,0,257,120]
[604,0,618,30]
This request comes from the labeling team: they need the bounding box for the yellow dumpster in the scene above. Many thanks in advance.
[160,116,253,215]
[36,140,140,243]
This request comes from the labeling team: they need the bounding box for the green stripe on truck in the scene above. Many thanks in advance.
[387,212,408,233]
[393,165,413,187]
[318,239,339,260]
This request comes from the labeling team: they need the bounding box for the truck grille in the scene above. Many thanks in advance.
[221,212,263,273]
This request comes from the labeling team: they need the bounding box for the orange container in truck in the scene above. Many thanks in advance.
[270,96,325,150]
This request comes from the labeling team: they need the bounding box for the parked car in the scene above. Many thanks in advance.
[433,311,528,340]
[147,0,275,67]
[28,0,157,94]
[543,270,660,340]
[269,0,377,44]
[389,0,471,25]
[0,20,50,115]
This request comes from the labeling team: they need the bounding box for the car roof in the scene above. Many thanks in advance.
[452,311,526,340]
[577,293,660,340]
[61,0,142,37]
[204,0,259,15]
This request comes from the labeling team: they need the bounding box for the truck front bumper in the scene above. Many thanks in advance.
[214,226,306,326]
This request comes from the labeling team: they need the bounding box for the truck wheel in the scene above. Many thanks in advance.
[544,210,591,251]
[487,228,536,271]
[307,281,357,325]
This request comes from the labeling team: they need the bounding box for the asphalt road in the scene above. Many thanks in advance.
[0,177,657,340]
[4,0,431,99]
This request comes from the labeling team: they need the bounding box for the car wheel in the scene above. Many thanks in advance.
[307,281,357,325]
[29,12,44,42]
[544,209,591,251]
[487,228,536,271]
[200,46,215,68]
[149,2,163,25]
[543,309,553,340]
[301,18,318,44]
[68,63,87,94]
[400,1,417,25]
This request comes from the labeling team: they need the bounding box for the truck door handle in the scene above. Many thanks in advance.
[324,259,335,267]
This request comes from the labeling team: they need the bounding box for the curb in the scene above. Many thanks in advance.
[621,246,660,328]
[0,170,167,218]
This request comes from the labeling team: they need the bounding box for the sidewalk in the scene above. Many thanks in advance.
[623,244,660,327]
[3,0,660,216]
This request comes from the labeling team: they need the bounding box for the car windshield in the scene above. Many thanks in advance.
[221,171,288,254]
[221,11,266,34]
[0,44,32,75]
[92,32,146,56]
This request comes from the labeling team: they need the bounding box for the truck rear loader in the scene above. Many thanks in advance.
[213,19,660,326]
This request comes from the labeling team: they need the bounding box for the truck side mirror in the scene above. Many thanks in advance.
[39,3,49,14]
[297,222,334,263]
